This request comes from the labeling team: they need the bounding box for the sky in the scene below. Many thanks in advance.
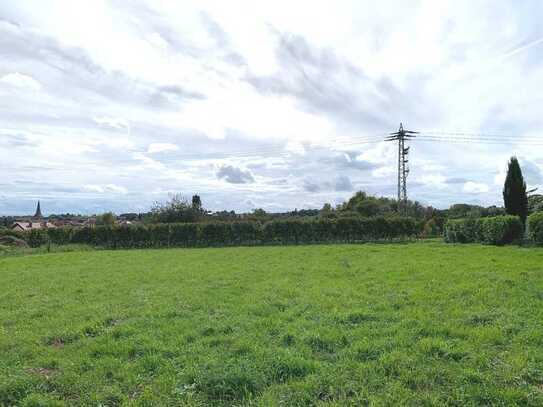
[1,0,543,215]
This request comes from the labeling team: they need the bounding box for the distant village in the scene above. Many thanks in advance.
[5,201,140,232]
[1,196,326,231]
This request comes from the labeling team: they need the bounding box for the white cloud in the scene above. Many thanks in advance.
[83,184,128,194]
[83,185,105,193]
[131,152,165,170]
[372,166,396,179]
[147,143,179,154]
[93,116,130,130]
[494,168,507,186]
[284,141,306,155]
[419,174,447,189]
[0,72,42,91]
[1,1,543,214]
[104,184,128,194]
[463,181,490,194]
[216,165,254,184]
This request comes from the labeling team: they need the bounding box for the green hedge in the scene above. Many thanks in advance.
[23,217,422,249]
[444,218,480,243]
[479,216,523,245]
[0,228,25,240]
[444,215,522,245]
[27,229,51,248]
[528,212,543,245]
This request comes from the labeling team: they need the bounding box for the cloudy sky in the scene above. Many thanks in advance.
[1,1,543,215]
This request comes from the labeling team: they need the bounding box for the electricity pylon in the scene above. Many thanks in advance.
[386,123,418,214]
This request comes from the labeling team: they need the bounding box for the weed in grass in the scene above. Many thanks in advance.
[466,313,495,326]
[281,333,296,347]
[351,342,382,362]
[188,362,263,402]
[20,393,66,407]
[339,311,377,326]
[43,333,80,348]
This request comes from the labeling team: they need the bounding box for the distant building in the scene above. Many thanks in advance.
[33,201,43,219]
[84,217,97,227]
[11,201,56,232]
[11,221,56,232]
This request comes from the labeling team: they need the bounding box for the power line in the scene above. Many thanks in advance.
[416,136,543,145]
[419,130,508,138]
[0,135,388,172]
[415,130,543,144]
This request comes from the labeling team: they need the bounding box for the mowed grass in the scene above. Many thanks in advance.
[1,243,543,406]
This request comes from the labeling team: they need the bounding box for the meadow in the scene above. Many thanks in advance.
[1,242,543,406]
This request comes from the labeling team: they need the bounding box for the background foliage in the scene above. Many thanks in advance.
[528,212,543,245]
[444,215,523,245]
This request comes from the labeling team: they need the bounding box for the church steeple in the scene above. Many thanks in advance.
[33,201,43,219]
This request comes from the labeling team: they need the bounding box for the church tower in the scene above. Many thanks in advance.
[33,201,43,219]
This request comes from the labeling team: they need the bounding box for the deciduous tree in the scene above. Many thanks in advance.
[96,212,116,227]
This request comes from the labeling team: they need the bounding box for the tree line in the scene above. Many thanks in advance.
[2,156,542,248]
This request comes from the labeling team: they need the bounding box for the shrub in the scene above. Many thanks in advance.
[200,222,233,246]
[230,221,260,245]
[528,212,543,245]
[0,228,25,239]
[444,218,481,243]
[96,212,116,227]
[150,194,201,223]
[479,216,522,245]
[46,227,74,245]
[0,235,28,248]
[26,229,49,248]
[71,227,96,245]
[444,216,522,245]
[422,218,441,237]
[170,223,198,247]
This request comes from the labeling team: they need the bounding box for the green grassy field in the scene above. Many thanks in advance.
[1,242,543,406]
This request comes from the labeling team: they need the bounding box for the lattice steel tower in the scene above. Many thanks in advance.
[386,123,418,213]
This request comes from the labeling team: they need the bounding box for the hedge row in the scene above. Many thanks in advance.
[23,217,423,248]
[528,212,543,245]
[444,215,523,245]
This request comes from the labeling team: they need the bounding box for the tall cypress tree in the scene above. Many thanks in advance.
[503,156,529,225]
[192,195,202,212]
